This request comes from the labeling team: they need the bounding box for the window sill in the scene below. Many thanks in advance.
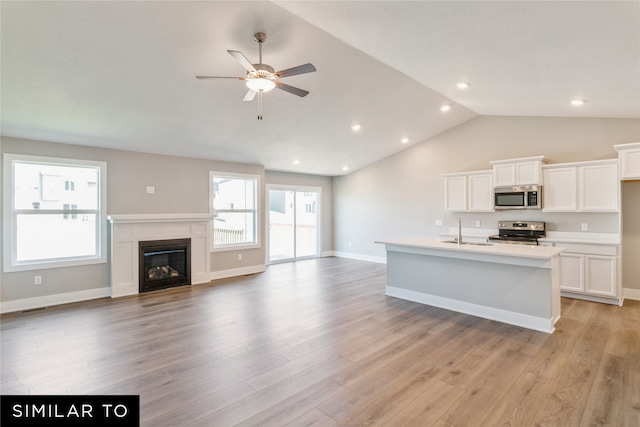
[211,243,260,253]
[3,256,107,273]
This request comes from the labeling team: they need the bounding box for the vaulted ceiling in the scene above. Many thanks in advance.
[2,1,638,176]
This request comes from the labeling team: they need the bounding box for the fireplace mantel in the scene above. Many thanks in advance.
[108,213,213,297]
[108,213,214,224]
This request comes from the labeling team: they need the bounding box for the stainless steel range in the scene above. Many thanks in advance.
[488,221,545,245]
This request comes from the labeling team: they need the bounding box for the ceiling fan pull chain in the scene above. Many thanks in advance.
[258,92,263,120]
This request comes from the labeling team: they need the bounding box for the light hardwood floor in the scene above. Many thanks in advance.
[1,257,639,426]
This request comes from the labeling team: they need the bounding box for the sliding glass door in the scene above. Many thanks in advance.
[268,187,320,263]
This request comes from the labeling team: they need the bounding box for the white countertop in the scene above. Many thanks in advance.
[539,231,619,246]
[376,237,564,260]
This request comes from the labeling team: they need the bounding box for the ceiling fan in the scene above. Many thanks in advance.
[196,32,316,120]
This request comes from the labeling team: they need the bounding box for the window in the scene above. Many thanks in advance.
[210,172,259,250]
[3,154,107,272]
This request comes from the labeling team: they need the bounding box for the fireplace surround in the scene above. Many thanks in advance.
[108,214,212,297]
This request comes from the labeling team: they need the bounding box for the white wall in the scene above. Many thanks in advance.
[333,116,640,261]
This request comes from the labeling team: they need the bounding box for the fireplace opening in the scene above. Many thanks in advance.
[139,238,191,293]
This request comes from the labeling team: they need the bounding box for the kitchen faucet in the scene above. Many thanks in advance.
[457,218,463,244]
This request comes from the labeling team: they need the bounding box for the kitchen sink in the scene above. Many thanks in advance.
[440,240,493,246]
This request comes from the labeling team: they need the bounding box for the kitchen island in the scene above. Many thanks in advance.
[376,238,565,333]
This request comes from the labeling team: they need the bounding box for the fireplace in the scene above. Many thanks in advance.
[138,238,191,293]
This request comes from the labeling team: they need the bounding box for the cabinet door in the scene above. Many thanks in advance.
[579,163,619,211]
[543,167,577,211]
[585,256,617,297]
[444,175,467,211]
[559,253,584,292]
[468,173,494,211]
[515,161,541,185]
[493,164,515,187]
[620,148,640,179]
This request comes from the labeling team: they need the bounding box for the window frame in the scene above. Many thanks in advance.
[3,153,108,272]
[209,171,260,252]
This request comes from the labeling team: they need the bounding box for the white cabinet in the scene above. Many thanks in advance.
[443,171,493,212]
[559,253,584,292]
[585,256,617,296]
[614,142,640,180]
[467,172,494,211]
[543,166,577,211]
[444,174,467,211]
[542,160,618,212]
[559,253,617,297]
[550,242,620,304]
[490,156,546,187]
[578,161,619,211]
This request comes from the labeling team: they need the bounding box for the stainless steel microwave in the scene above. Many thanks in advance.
[494,185,542,210]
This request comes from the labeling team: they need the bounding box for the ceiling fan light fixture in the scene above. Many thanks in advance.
[246,78,276,92]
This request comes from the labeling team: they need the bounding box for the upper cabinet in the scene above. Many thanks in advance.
[579,161,619,211]
[490,156,547,186]
[543,166,577,211]
[614,142,640,180]
[443,170,494,212]
[543,159,619,212]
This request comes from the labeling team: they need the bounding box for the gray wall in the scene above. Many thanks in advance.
[0,137,272,303]
[622,180,640,290]
[333,116,640,271]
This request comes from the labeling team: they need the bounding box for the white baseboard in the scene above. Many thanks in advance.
[209,264,266,281]
[1,287,111,314]
[623,287,640,301]
[386,286,557,334]
[333,251,387,264]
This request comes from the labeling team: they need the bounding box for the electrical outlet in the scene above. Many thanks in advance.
[435,219,443,226]
[146,186,155,194]
[237,253,242,261]
[475,220,481,227]
[581,223,589,231]
[34,275,42,285]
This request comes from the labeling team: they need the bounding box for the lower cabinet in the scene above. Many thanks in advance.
[559,253,616,297]
[544,241,620,304]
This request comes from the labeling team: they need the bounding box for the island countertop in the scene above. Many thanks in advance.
[376,237,564,261]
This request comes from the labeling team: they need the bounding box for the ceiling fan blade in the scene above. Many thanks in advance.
[274,81,310,97]
[195,76,246,80]
[227,50,256,73]
[275,63,316,79]
[243,90,257,102]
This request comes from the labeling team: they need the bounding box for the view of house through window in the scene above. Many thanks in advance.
[212,173,258,248]
[4,154,106,270]
[268,188,319,262]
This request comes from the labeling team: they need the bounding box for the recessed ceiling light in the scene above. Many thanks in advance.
[571,99,585,106]
[440,105,451,112]
[342,166,349,171]
[292,159,300,165]
[456,82,470,89]
[350,124,361,131]
[401,137,409,144]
